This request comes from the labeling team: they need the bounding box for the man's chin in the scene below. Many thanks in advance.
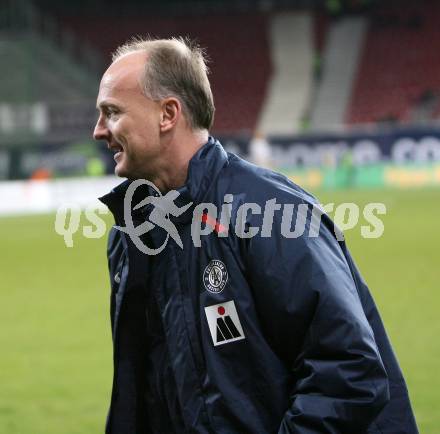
[114,164,128,178]
[114,163,148,180]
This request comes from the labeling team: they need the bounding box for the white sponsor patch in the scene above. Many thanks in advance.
[204,300,245,346]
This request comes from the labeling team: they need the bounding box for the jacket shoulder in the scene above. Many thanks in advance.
[221,152,318,205]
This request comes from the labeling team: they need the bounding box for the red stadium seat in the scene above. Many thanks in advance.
[346,1,440,125]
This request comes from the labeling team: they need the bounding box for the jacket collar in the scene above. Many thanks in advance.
[99,136,229,224]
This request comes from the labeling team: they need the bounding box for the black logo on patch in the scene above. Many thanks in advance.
[203,260,228,293]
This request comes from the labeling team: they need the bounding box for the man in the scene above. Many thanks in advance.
[95,37,418,433]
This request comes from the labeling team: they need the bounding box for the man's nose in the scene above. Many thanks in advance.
[93,115,109,141]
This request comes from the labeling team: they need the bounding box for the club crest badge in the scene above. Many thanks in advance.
[203,259,228,293]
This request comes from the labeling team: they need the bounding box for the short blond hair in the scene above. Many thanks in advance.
[113,36,215,130]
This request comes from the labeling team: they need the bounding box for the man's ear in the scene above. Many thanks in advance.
[159,97,181,132]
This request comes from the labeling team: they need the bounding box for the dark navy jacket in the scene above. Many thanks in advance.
[100,137,418,433]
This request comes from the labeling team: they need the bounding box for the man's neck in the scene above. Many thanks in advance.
[152,129,209,193]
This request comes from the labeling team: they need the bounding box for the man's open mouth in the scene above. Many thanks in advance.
[112,144,124,160]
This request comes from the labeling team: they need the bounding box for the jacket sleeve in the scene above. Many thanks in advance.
[244,206,390,433]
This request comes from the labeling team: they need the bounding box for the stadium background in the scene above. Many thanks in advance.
[1,0,439,432]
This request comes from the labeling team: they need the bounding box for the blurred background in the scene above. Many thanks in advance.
[0,0,439,432]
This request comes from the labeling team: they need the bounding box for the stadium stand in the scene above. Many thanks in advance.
[312,10,330,54]
[0,1,98,105]
[58,13,273,135]
[0,34,96,103]
[346,1,440,125]
[310,17,367,130]
[257,12,314,135]
[4,0,440,141]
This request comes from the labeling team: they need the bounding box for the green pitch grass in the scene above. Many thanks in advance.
[0,188,439,433]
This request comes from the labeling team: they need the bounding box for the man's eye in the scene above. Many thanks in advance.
[106,108,119,117]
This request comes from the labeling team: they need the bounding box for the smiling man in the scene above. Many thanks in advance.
[94,45,211,190]
[94,37,418,434]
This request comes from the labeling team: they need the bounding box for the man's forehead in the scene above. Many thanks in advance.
[99,51,147,94]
